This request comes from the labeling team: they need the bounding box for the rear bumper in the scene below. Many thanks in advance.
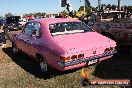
[58,50,117,67]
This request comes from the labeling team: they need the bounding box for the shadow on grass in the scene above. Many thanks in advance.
[2,45,132,81]
[94,45,132,80]
[2,47,80,80]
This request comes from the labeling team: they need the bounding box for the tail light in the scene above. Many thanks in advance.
[78,54,84,59]
[109,47,115,51]
[60,53,84,62]
[105,48,110,52]
[71,55,77,59]
[60,56,70,62]
[105,47,115,52]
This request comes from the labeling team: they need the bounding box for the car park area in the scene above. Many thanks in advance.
[1,0,132,87]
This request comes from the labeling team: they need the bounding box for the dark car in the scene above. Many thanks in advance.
[6,16,21,31]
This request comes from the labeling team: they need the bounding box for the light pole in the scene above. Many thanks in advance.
[84,0,86,14]
[118,0,121,11]
[118,0,121,18]
[98,0,101,15]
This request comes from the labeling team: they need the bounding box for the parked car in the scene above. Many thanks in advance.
[19,18,27,26]
[12,18,117,73]
[6,16,21,31]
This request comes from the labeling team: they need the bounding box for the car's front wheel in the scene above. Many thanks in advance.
[12,42,19,54]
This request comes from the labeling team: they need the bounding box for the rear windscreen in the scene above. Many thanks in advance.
[49,22,93,36]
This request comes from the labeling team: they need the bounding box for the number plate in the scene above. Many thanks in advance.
[88,59,98,65]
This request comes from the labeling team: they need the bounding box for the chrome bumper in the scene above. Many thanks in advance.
[58,51,117,67]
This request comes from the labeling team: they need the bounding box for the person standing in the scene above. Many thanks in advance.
[0,21,6,48]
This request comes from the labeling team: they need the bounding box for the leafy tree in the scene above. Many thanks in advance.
[91,7,97,12]
[124,5,128,10]
[85,0,91,7]
[5,12,13,17]
[61,10,68,15]
[106,4,112,10]
[112,4,117,10]
[77,6,91,16]
[78,6,85,11]
[101,4,106,11]
[23,12,47,18]
[128,6,132,13]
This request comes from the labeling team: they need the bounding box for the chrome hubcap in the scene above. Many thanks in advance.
[13,47,18,53]
[40,61,47,72]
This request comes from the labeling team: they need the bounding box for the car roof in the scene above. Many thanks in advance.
[30,18,80,24]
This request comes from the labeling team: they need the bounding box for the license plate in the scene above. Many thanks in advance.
[88,59,98,65]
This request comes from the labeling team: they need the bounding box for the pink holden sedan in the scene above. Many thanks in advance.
[12,18,117,73]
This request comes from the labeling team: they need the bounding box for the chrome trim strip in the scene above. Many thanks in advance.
[58,51,117,67]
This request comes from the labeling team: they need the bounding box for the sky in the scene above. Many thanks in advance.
[0,0,132,16]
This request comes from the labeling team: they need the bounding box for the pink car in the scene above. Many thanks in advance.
[12,18,117,73]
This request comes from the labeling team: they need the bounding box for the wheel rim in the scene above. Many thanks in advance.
[13,47,18,53]
[40,61,48,72]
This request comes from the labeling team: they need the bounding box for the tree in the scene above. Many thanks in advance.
[78,6,85,11]
[5,12,13,17]
[85,0,91,7]
[78,6,91,13]
[111,4,117,10]
[124,5,128,10]
[101,4,106,11]
[61,10,68,15]
[91,7,97,12]
[106,4,112,10]
[128,6,132,13]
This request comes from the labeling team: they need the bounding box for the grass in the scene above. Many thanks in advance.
[0,36,132,88]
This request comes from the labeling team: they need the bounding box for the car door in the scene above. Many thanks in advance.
[26,22,42,58]
[17,22,34,54]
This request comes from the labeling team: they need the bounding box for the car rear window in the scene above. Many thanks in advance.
[49,22,93,36]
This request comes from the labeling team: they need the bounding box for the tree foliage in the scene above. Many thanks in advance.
[128,6,132,13]
[61,10,68,15]
[24,12,46,18]
[5,12,13,17]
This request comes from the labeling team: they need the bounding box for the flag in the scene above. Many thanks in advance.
[61,0,67,7]
[85,0,91,7]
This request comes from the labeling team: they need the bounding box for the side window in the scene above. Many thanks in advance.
[23,22,41,37]
[23,22,34,36]
[32,22,41,37]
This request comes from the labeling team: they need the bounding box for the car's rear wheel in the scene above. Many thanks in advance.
[37,55,49,74]
[40,60,48,73]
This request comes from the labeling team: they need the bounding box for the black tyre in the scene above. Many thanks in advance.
[37,55,49,74]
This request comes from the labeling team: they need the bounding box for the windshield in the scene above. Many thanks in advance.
[49,22,93,36]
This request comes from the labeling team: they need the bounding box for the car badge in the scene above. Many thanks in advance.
[93,50,96,54]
